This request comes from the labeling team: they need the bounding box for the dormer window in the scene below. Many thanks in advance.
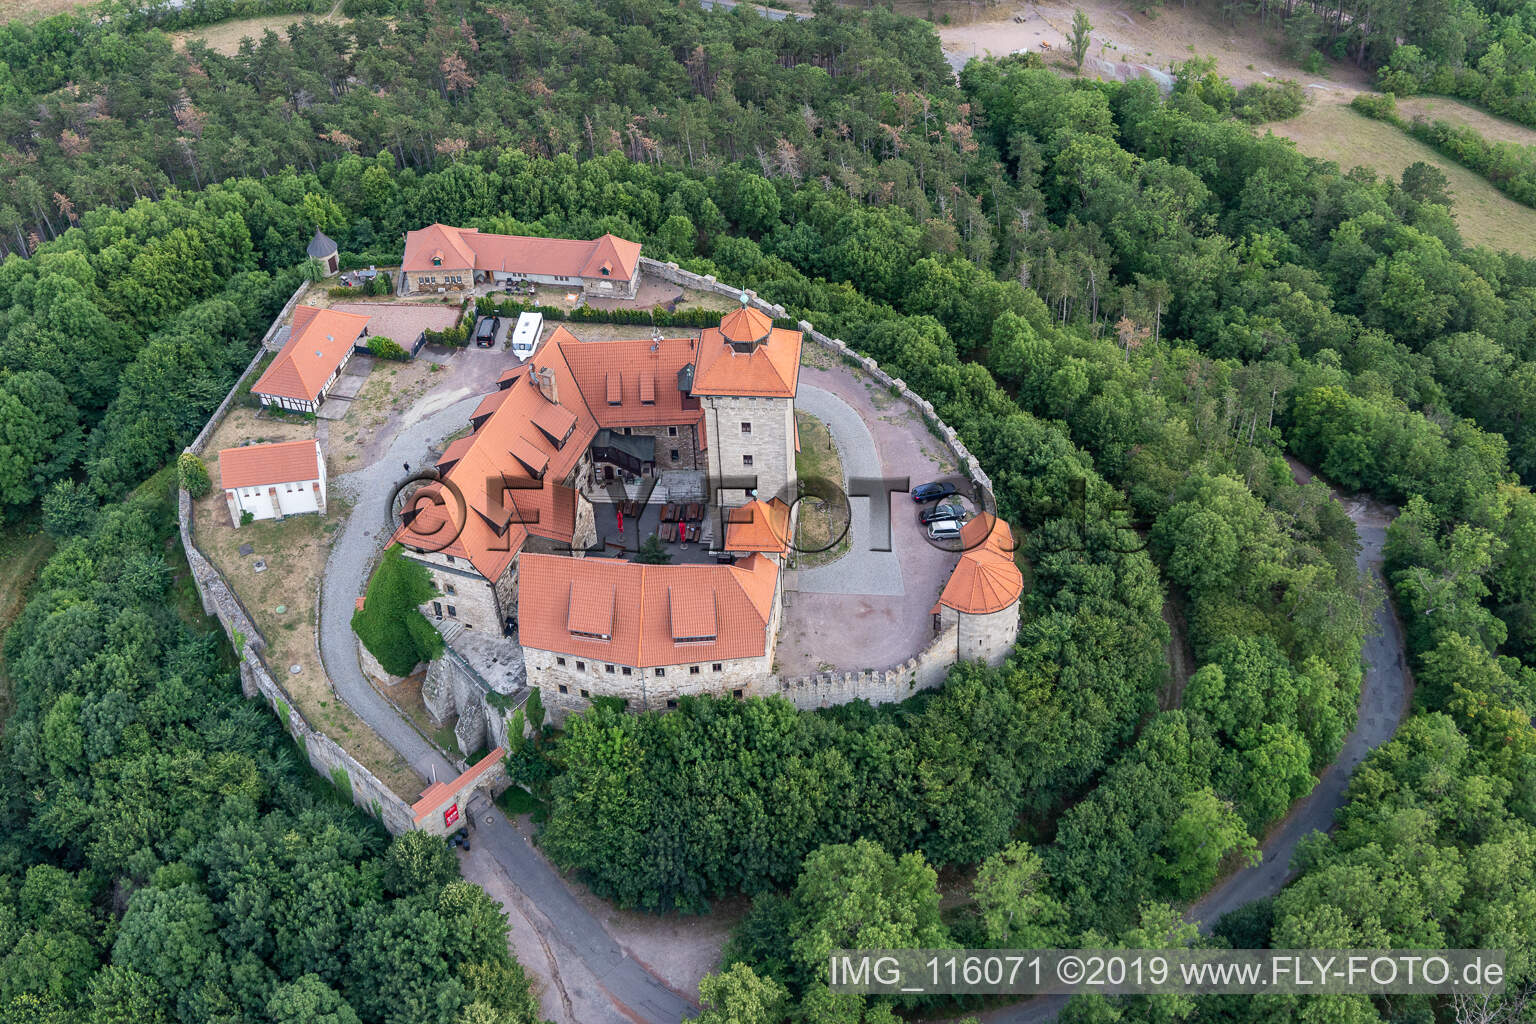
[432,256,442,266]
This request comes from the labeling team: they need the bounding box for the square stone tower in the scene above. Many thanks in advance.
[687,300,802,507]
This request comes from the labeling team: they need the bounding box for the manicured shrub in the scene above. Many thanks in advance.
[368,335,408,360]
[351,544,444,675]
[177,452,211,497]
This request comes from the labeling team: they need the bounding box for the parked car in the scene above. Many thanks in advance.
[911,481,958,503]
[927,519,964,541]
[475,316,500,347]
[919,502,968,525]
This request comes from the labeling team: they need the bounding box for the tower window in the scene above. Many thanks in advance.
[740,422,751,434]
[742,454,753,467]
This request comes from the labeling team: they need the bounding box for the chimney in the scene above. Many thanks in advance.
[534,366,558,405]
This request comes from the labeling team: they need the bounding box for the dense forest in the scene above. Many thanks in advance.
[3,0,1536,1021]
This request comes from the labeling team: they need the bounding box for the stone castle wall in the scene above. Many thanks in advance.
[776,623,960,709]
[179,489,418,834]
[260,281,311,352]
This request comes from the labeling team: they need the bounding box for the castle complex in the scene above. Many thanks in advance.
[383,229,1023,727]
[392,301,804,720]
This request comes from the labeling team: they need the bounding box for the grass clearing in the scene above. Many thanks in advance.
[794,411,851,569]
[1396,95,1536,148]
[6,0,94,20]
[169,6,349,54]
[194,409,423,797]
[1264,100,1536,256]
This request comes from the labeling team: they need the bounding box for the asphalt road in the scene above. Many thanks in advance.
[977,490,1412,1024]
[317,395,695,1024]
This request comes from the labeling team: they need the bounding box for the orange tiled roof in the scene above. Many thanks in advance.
[218,439,322,490]
[253,306,371,403]
[393,336,596,575]
[518,552,779,667]
[401,224,642,283]
[411,746,506,824]
[720,305,773,346]
[724,498,792,553]
[393,311,802,582]
[470,388,509,426]
[437,434,476,472]
[690,317,801,398]
[933,514,1025,615]
[400,223,478,273]
[559,335,703,430]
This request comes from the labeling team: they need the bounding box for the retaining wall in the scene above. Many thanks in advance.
[639,257,994,502]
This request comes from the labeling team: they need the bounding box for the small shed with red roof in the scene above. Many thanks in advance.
[218,439,327,526]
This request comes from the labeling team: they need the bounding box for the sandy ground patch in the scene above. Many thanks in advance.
[1264,99,1536,255]
[324,355,453,467]
[939,0,1370,90]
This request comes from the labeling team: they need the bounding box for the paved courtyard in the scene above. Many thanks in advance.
[589,500,719,564]
[774,356,963,677]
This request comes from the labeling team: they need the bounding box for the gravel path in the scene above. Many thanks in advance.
[316,380,696,1024]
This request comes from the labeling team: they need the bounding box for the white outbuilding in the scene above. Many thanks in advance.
[218,439,327,526]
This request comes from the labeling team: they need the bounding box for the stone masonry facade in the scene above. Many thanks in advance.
[404,547,510,635]
[620,422,704,473]
[702,394,797,506]
[527,646,778,725]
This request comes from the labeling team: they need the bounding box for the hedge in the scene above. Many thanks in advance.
[474,296,798,331]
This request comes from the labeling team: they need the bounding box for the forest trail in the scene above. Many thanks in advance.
[976,466,1413,1024]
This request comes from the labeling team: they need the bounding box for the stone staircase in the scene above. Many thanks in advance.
[435,619,467,645]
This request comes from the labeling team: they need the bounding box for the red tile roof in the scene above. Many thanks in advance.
[518,553,779,667]
[218,439,322,490]
[724,498,792,553]
[719,305,774,346]
[253,306,371,403]
[411,746,506,824]
[437,434,476,472]
[558,334,703,430]
[393,338,597,576]
[690,318,801,398]
[393,311,803,583]
[400,223,477,273]
[401,224,642,284]
[932,514,1025,615]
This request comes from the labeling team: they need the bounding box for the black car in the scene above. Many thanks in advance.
[919,502,968,525]
[911,481,958,503]
[475,316,500,347]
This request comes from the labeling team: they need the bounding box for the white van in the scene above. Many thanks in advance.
[511,311,543,358]
[927,519,963,541]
